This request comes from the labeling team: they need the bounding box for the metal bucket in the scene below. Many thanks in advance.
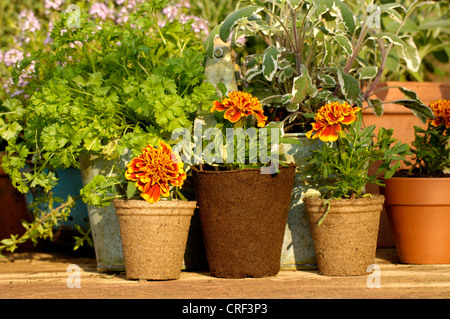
[280,133,322,270]
[79,153,128,272]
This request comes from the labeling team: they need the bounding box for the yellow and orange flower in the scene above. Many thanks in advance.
[211,91,268,127]
[306,101,361,142]
[428,99,450,128]
[125,141,186,204]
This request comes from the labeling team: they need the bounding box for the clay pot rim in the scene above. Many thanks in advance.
[191,163,297,175]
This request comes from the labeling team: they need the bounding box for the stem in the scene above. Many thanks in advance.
[263,8,296,52]
[364,0,422,99]
[1,196,79,253]
[152,11,167,45]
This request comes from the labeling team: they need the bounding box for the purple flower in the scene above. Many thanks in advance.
[44,0,64,11]
[89,3,115,21]
[179,14,209,35]
[3,49,24,67]
[162,6,179,22]
[19,10,41,33]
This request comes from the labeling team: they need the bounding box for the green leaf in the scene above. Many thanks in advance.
[358,66,378,80]
[370,32,420,72]
[287,0,303,10]
[126,181,136,199]
[389,99,434,124]
[291,65,316,103]
[335,34,353,56]
[337,70,360,103]
[368,98,383,116]
[398,86,419,101]
[315,0,356,33]
[262,46,282,81]
[219,6,264,42]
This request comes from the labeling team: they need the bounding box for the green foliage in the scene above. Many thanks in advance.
[207,0,436,133]
[304,113,410,199]
[0,2,216,255]
[406,122,450,176]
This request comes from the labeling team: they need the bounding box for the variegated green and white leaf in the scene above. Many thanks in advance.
[337,70,360,103]
[317,74,336,86]
[357,66,378,80]
[262,46,282,81]
[286,103,300,112]
[281,93,293,104]
[219,6,264,43]
[292,65,317,103]
[398,86,420,101]
[335,34,353,56]
[397,35,420,72]
[389,99,434,124]
[315,0,356,33]
[370,32,420,71]
[287,0,303,10]
[368,98,383,116]
[378,3,406,23]
[245,67,263,82]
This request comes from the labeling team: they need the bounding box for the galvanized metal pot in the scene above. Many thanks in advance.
[280,133,322,270]
[79,153,127,272]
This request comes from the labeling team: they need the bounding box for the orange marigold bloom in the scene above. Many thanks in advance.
[306,101,361,142]
[211,91,268,127]
[125,141,186,204]
[428,99,450,128]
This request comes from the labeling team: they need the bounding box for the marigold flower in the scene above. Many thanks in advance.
[211,91,268,127]
[306,101,361,142]
[428,99,450,128]
[125,141,186,204]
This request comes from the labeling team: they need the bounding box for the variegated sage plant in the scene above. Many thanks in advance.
[205,0,436,133]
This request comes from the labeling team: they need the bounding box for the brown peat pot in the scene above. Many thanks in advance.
[114,199,196,280]
[304,195,384,276]
[192,164,296,278]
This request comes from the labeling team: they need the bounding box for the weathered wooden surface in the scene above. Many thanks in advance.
[0,249,449,300]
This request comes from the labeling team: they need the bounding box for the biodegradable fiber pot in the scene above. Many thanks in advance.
[383,177,450,264]
[304,195,384,276]
[113,199,196,280]
[192,164,296,278]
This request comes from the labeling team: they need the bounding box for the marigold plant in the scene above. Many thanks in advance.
[304,101,410,199]
[211,91,268,128]
[406,99,450,176]
[305,101,361,142]
[125,141,187,204]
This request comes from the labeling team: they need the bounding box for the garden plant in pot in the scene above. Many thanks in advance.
[302,100,411,276]
[204,0,434,269]
[0,1,216,269]
[191,89,296,278]
[383,98,450,264]
[82,140,196,280]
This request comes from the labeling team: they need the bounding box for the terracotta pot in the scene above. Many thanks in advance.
[383,177,450,264]
[363,81,450,248]
[192,164,296,278]
[114,199,196,280]
[304,195,384,276]
[0,155,31,247]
